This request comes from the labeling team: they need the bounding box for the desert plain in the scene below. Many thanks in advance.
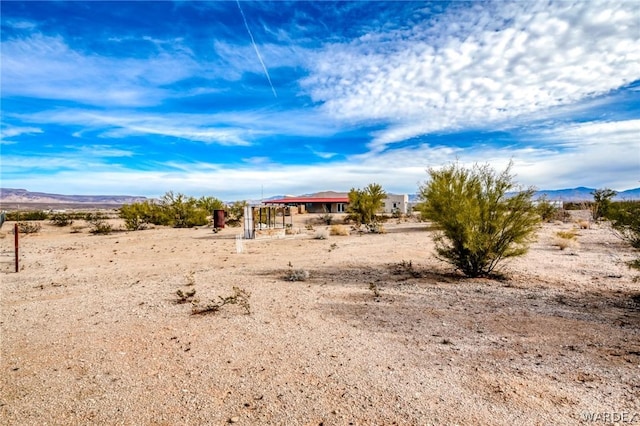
[1,211,639,425]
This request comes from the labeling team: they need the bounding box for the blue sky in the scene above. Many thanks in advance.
[1,1,639,200]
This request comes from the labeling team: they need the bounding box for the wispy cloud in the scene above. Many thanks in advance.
[1,126,43,139]
[305,145,338,160]
[12,107,344,146]
[536,119,640,147]
[71,144,136,158]
[1,33,201,107]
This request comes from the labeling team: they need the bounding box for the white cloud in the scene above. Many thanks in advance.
[305,145,338,159]
[512,119,640,189]
[12,107,343,145]
[3,19,37,30]
[537,119,640,147]
[301,0,640,150]
[72,145,135,158]
[1,33,201,107]
[1,126,43,138]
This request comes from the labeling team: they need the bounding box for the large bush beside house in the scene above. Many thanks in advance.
[346,183,386,230]
[417,162,540,277]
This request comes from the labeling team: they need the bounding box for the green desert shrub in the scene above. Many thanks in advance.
[606,201,640,249]
[17,221,42,234]
[119,201,171,230]
[49,213,74,227]
[606,200,640,276]
[160,191,209,228]
[417,162,540,277]
[591,188,617,221]
[346,183,386,228]
[225,201,247,227]
[120,203,148,231]
[196,196,224,214]
[7,210,49,221]
[86,213,113,235]
[144,202,172,226]
[535,197,558,222]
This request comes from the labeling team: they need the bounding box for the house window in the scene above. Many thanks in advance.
[337,203,345,213]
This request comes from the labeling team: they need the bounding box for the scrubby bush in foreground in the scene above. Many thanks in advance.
[17,222,42,234]
[605,200,640,276]
[86,213,113,235]
[417,162,540,277]
[50,213,73,227]
[191,287,251,315]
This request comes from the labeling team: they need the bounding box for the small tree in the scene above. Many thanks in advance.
[196,196,224,213]
[120,202,149,231]
[347,183,386,229]
[591,188,617,221]
[418,162,540,277]
[535,196,557,222]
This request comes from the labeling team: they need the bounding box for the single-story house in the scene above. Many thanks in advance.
[383,193,409,215]
[266,196,349,214]
[267,192,409,215]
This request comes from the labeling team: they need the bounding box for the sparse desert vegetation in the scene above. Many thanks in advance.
[329,224,350,236]
[1,206,639,425]
[552,229,580,250]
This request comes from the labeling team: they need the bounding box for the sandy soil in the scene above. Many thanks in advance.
[1,212,639,425]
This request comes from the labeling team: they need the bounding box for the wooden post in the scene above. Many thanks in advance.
[14,223,19,273]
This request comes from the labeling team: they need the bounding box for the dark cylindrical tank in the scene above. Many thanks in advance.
[213,210,225,228]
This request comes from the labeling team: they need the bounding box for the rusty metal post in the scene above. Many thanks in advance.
[14,223,19,273]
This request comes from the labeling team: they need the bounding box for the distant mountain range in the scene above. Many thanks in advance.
[0,188,148,205]
[531,187,640,201]
[1,186,639,207]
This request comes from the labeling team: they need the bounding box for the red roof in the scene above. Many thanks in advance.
[266,197,349,204]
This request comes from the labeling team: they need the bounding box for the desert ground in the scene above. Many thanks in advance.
[1,212,639,425]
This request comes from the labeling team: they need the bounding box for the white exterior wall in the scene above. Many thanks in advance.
[382,194,409,214]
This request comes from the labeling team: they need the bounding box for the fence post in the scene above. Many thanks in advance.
[14,223,19,273]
